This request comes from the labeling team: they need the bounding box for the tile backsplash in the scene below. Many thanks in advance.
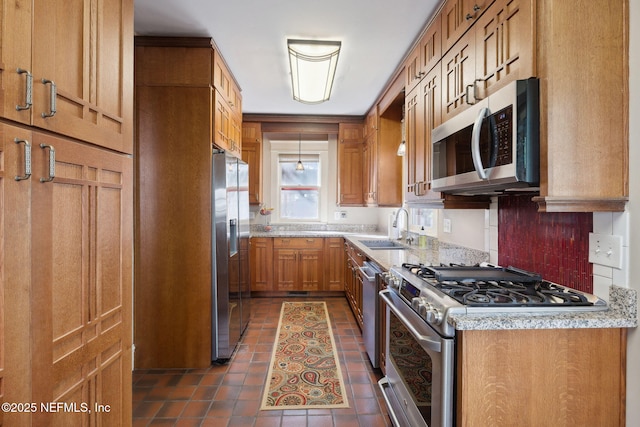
[498,195,593,293]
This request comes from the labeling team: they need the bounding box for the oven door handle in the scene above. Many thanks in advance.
[380,290,442,353]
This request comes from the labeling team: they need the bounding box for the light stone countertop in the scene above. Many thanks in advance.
[250,228,638,330]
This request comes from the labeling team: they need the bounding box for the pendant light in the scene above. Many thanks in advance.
[296,134,305,171]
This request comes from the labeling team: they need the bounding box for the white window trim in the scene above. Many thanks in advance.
[270,140,329,223]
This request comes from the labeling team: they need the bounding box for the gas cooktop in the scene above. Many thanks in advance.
[384,262,607,338]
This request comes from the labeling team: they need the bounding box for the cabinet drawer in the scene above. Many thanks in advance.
[273,237,323,249]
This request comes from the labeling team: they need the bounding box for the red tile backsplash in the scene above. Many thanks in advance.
[498,195,593,293]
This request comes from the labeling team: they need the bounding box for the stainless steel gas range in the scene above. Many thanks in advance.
[378,262,607,427]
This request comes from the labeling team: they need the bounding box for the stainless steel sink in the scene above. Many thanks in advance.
[360,240,407,250]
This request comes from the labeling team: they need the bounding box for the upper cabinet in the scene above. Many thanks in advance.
[532,0,628,212]
[441,0,495,53]
[135,37,243,158]
[442,0,534,122]
[0,0,134,154]
[395,0,626,212]
[241,122,263,205]
[337,123,365,206]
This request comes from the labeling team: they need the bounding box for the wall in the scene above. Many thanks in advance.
[498,195,593,293]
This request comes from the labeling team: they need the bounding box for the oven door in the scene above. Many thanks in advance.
[378,289,454,427]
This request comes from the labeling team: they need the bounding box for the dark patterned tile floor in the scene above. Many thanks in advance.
[132,297,392,427]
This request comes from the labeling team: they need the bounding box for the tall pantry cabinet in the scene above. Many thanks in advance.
[0,0,134,426]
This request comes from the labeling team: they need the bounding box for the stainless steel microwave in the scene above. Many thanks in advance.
[431,78,539,195]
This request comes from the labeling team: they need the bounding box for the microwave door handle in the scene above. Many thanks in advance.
[471,107,489,180]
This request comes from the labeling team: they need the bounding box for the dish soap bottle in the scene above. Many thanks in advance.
[419,226,427,249]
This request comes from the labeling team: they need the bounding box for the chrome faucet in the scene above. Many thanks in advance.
[393,208,410,242]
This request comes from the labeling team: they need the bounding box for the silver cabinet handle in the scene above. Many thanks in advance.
[16,68,33,111]
[39,143,55,182]
[14,138,32,181]
[41,79,57,118]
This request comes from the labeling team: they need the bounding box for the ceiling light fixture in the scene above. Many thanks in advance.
[296,134,305,171]
[288,39,341,104]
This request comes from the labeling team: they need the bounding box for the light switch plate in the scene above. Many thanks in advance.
[443,218,452,233]
[588,233,623,269]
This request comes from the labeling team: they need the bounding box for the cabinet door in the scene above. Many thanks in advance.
[299,249,323,292]
[0,124,33,427]
[337,141,364,206]
[214,90,230,151]
[324,238,345,291]
[30,133,133,426]
[0,0,33,125]
[404,88,420,202]
[420,64,443,200]
[250,238,273,291]
[274,248,297,291]
[31,0,133,154]
[419,13,442,76]
[442,0,494,53]
[474,0,534,99]
[442,30,476,122]
[403,45,422,93]
[242,141,262,205]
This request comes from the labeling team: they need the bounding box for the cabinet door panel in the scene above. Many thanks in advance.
[274,249,297,291]
[442,30,476,122]
[299,250,323,291]
[250,238,273,291]
[475,0,534,98]
[0,0,33,125]
[31,0,133,154]
[0,124,33,427]
[30,133,132,426]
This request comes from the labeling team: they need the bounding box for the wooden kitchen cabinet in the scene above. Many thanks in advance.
[344,241,365,329]
[273,238,324,292]
[30,132,133,427]
[250,237,273,291]
[241,122,263,205]
[0,1,134,424]
[441,0,494,53]
[532,0,628,212]
[0,0,133,154]
[135,36,243,368]
[404,13,442,94]
[442,0,534,122]
[324,238,346,291]
[337,122,365,206]
[0,123,133,426]
[457,328,626,426]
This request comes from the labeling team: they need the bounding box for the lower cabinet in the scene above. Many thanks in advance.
[249,237,273,291]
[273,238,324,292]
[457,328,626,425]
[344,241,365,329]
[249,236,346,293]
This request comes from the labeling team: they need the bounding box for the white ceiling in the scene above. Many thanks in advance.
[133,0,441,116]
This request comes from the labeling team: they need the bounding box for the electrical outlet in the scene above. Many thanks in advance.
[588,233,623,269]
[443,218,452,233]
[334,211,347,220]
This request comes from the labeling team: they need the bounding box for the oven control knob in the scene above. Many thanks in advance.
[425,307,443,325]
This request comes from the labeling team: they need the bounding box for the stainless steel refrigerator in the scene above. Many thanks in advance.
[211,150,251,360]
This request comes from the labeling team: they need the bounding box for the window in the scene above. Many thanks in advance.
[279,154,320,220]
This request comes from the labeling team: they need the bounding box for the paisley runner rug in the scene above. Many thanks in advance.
[260,301,349,410]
